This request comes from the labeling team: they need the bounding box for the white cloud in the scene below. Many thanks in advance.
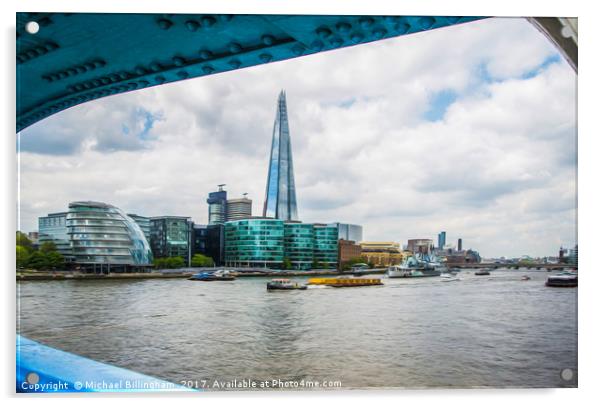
[17,17,576,258]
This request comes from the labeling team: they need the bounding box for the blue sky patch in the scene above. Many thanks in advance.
[124,108,161,141]
[521,54,561,79]
[423,90,458,122]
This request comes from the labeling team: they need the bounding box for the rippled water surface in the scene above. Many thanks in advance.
[17,269,577,389]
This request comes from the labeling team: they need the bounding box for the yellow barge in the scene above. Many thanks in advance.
[307,277,383,287]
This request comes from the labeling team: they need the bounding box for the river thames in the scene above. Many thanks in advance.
[17,268,577,390]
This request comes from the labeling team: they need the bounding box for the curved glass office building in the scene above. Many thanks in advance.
[66,201,153,271]
[224,218,284,268]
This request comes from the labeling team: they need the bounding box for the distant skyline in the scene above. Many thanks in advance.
[17,18,577,258]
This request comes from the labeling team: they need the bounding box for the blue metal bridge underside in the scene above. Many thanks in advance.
[16,13,484,132]
[16,335,194,392]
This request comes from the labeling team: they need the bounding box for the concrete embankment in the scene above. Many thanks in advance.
[17,268,387,281]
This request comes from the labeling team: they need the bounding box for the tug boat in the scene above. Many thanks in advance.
[189,270,236,281]
[307,276,383,287]
[475,269,490,276]
[267,278,307,290]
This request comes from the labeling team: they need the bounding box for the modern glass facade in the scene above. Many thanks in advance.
[224,219,339,270]
[38,212,72,261]
[263,90,299,221]
[331,222,363,243]
[313,224,339,269]
[284,222,314,270]
[207,187,227,225]
[150,216,191,262]
[128,213,151,242]
[438,231,446,250]
[192,224,224,265]
[224,219,284,268]
[66,201,153,270]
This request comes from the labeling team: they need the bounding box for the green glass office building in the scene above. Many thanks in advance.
[313,224,339,269]
[224,218,338,270]
[284,222,315,270]
[224,219,284,268]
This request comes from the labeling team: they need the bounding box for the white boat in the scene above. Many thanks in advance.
[267,278,307,290]
[440,273,460,282]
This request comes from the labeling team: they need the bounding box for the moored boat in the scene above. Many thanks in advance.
[189,270,236,281]
[267,278,307,290]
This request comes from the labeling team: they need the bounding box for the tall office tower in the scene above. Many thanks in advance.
[438,231,446,250]
[263,90,299,221]
[226,196,252,221]
[207,184,227,225]
[457,238,463,252]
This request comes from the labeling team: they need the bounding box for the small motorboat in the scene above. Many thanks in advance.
[475,269,490,276]
[189,270,236,281]
[546,274,577,287]
[440,273,460,282]
[521,275,531,281]
[267,278,307,290]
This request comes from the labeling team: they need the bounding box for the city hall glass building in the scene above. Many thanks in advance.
[224,218,338,270]
[263,90,299,221]
[66,201,153,271]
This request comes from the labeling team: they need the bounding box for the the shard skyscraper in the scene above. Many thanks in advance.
[263,90,299,221]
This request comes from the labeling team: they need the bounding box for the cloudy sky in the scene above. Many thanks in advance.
[17,17,577,258]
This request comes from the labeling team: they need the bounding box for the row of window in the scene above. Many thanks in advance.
[39,219,66,227]
[72,240,133,247]
[73,247,132,255]
[68,226,128,234]
[70,233,131,240]
[67,212,123,220]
